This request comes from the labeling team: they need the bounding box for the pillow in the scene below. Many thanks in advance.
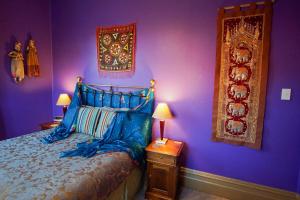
[121,112,152,146]
[76,106,102,135]
[94,108,116,139]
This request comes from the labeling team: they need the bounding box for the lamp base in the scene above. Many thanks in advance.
[63,106,67,116]
[155,138,168,145]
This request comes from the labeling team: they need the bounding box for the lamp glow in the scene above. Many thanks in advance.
[56,93,71,116]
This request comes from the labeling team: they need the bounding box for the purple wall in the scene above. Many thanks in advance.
[51,0,300,192]
[298,170,300,193]
[0,0,53,139]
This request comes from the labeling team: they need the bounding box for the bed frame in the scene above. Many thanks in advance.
[76,76,154,200]
[77,76,155,92]
[107,167,143,200]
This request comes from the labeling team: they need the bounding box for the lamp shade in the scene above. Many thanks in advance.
[56,93,71,106]
[152,103,173,120]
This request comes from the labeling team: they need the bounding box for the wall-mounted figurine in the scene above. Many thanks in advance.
[26,39,40,77]
[8,41,25,83]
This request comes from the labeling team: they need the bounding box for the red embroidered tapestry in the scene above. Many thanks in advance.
[96,23,136,72]
[212,2,272,149]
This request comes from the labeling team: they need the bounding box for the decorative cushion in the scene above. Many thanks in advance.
[94,108,117,139]
[76,106,101,135]
[122,112,152,146]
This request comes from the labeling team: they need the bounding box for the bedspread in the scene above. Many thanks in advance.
[0,129,135,200]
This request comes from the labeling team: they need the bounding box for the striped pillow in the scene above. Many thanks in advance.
[94,109,116,139]
[76,106,101,135]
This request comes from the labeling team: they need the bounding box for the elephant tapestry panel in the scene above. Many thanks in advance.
[96,23,136,72]
[212,2,273,149]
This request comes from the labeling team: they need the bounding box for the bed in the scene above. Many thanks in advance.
[0,77,155,200]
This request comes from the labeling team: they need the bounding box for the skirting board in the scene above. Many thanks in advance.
[180,167,299,200]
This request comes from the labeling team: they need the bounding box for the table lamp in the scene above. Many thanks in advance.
[152,102,173,144]
[56,93,71,116]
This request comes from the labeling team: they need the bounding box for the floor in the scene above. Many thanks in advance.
[135,187,229,200]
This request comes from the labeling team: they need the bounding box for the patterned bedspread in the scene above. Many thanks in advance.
[0,129,135,200]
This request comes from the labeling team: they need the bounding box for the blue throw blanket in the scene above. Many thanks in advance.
[42,83,154,164]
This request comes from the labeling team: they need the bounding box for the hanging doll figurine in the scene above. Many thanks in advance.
[8,41,25,83]
[26,39,40,77]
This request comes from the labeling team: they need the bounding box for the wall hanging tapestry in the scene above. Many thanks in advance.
[96,23,136,72]
[212,1,273,149]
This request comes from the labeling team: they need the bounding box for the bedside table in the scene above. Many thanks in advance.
[40,121,60,130]
[145,139,184,200]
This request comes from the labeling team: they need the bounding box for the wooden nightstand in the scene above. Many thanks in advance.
[40,121,60,130]
[145,140,184,200]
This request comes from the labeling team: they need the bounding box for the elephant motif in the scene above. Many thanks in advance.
[227,102,246,117]
[226,120,245,134]
[229,84,248,99]
[230,67,249,81]
[232,47,251,64]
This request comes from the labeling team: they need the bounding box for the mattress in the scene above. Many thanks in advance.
[0,129,136,200]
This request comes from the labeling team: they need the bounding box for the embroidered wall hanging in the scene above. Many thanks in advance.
[96,23,136,72]
[212,1,273,149]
